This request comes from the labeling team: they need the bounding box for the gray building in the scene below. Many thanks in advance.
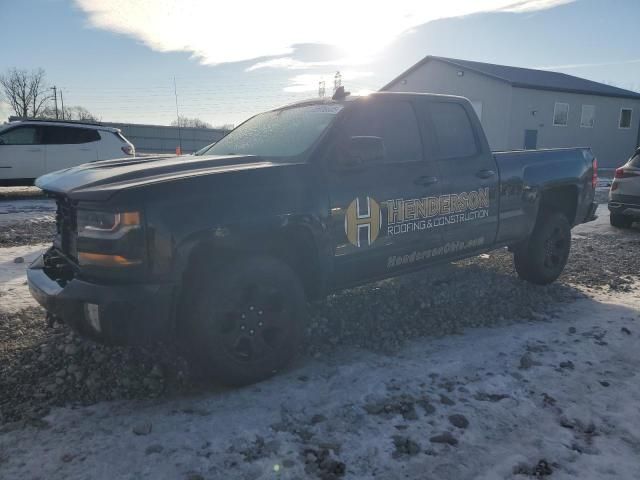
[102,122,229,154]
[381,56,640,169]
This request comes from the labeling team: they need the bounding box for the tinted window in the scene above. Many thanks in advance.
[429,102,478,159]
[343,100,422,163]
[0,126,42,145]
[42,126,100,144]
[629,151,640,168]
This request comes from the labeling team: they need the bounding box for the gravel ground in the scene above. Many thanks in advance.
[1,220,638,426]
[0,219,56,247]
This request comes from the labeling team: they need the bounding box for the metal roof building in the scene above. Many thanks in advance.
[382,56,640,169]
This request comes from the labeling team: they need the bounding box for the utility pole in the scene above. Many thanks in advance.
[173,77,183,155]
[51,86,58,119]
[59,90,65,120]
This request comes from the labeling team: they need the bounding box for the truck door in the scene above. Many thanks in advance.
[326,98,443,287]
[419,100,499,256]
[0,125,45,181]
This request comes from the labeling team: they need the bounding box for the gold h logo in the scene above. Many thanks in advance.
[344,196,381,247]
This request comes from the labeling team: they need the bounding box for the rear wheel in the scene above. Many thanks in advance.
[514,211,571,285]
[183,256,307,386]
[610,213,633,228]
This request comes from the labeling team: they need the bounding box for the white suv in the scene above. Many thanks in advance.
[0,119,135,186]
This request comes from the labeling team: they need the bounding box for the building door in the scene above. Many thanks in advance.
[524,129,538,150]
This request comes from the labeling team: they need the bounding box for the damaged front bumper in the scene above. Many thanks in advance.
[27,249,176,345]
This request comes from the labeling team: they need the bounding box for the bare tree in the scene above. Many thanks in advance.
[171,116,212,128]
[0,68,51,118]
[39,105,100,122]
[29,69,50,117]
[65,106,100,122]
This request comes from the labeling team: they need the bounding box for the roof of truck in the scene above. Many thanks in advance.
[382,56,640,100]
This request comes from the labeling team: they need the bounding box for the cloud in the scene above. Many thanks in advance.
[74,0,574,66]
[0,100,11,123]
[499,0,573,12]
[245,58,340,72]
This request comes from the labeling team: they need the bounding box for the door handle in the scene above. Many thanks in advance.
[79,148,92,151]
[26,148,42,152]
[414,175,439,187]
[476,169,496,179]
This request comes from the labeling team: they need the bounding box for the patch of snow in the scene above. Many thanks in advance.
[0,244,48,313]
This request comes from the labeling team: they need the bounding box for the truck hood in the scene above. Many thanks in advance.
[36,154,289,201]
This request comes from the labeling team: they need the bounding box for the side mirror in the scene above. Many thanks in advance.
[336,136,385,170]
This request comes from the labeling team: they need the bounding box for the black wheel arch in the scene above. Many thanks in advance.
[175,218,331,308]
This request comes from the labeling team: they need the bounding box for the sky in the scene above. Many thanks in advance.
[1,0,639,127]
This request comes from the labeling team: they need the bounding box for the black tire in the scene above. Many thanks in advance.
[514,211,571,285]
[183,255,307,386]
[610,213,633,229]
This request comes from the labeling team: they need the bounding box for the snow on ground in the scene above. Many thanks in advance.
[0,244,48,314]
[0,286,638,479]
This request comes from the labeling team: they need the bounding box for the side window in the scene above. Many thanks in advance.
[343,101,422,163]
[619,108,633,129]
[0,126,42,145]
[429,102,478,159]
[42,126,100,144]
[553,102,570,126]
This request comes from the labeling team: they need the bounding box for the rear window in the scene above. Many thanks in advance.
[42,126,100,145]
[629,151,640,168]
[429,102,478,159]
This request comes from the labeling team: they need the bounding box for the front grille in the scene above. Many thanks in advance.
[54,197,77,260]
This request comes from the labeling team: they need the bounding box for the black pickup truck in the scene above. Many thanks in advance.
[28,91,598,385]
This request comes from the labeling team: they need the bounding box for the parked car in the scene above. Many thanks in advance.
[28,91,597,386]
[0,119,135,186]
[609,148,640,228]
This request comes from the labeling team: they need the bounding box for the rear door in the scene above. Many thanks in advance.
[0,125,45,180]
[326,98,443,287]
[43,126,99,173]
[417,100,499,256]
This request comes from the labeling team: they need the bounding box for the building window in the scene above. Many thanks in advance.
[580,105,595,128]
[619,108,633,129]
[553,102,569,126]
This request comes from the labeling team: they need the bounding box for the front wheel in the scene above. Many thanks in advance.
[182,256,307,386]
[610,213,633,229]
[514,211,571,285]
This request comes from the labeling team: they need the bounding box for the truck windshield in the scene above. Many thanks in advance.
[199,104,343,161]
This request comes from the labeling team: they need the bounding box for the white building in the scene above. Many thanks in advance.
[382,56,640,169]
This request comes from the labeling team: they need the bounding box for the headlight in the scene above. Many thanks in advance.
[77,210,141,238]
[76,209,144,267]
